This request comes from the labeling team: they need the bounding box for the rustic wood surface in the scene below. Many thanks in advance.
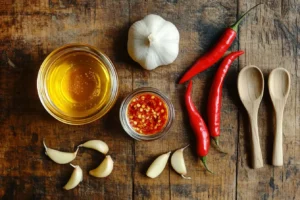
[0,0,299,199]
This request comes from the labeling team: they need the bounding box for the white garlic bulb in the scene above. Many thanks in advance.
[128,14,180,70]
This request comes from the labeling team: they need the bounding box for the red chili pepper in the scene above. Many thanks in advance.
[185,81,212,173]
[179,4,261,84]
[207,51,244,149]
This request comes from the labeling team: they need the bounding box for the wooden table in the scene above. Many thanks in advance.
[0,0,299,199]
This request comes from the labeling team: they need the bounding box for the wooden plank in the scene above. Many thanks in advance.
[128,0,240,199]
[167,1,240,200]
[237,0,300,199]
[129,1,172,199]
[0,0,133,199]
[296,6,300,198]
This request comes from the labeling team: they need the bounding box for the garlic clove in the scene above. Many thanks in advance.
[171,145,191,179]
[146,151,171,178]
[43,140,78,164]
[89,155,114,178]
[63,164,83,190]
[78,140,109,154]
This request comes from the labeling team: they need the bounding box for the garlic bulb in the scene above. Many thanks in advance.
[128,14,180,70]
[63,164,83,190]
[78,140,109,154]
[171,145,191,179]
[89,155,114,178]
[43,140,78,164]
[146,151,171,178]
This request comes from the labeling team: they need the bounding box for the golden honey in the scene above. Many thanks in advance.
[37,44,118,125]
[46,51,111,117]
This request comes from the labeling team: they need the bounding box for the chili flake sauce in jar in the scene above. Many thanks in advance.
[120,88,175,141]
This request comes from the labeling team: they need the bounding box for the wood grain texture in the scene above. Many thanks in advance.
[237,0,299,199]
[0,0,298,199]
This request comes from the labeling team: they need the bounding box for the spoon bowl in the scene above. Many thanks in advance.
[238,66,264,105]
[269,68,290,99]
[238,65,264,169]
[268,68,290,166]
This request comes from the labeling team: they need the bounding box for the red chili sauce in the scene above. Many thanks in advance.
[127,93,168,135]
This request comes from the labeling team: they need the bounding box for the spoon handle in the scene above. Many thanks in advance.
[272,111,284,166]
[249,113,263,169]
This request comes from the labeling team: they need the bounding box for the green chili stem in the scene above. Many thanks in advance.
[230,3,263,32]
[201,157,214,174]
[212,137,227,154]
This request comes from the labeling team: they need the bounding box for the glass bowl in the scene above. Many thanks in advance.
[37,44,118,125]
[119,87,175,141]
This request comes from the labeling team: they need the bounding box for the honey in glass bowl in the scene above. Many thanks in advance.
[37,44,118,125]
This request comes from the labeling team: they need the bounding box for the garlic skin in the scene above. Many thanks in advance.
[78,140,109,154]
[171,145,191,179]
[146,151,171,178]
[43,140,78,164]
[128,14,180,70]
[63,164,83,190]
[89,155,114,178]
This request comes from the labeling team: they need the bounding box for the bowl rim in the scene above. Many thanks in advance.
[37,43,119,125]
[119,87,175,141]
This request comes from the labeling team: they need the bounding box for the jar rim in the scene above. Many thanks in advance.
[119,87,175,141]
[37,44,119,125]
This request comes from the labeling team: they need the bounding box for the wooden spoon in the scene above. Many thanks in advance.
[268,68,291,166]
[238,65,264,169]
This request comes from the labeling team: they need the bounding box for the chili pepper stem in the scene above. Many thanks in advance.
[201,157,213,174]
[212,137,227,154]
[230,3,263,32]
[213,137,220,146]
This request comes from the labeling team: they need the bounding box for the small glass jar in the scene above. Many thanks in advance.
[119,87,175,141]
[37,44,119,125]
